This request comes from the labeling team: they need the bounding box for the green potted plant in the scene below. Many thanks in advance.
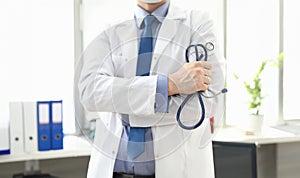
[235,52,284,134]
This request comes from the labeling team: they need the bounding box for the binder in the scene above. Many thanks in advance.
[50,101,63,150]
[0,121,10,155]
[9,102,25,155]
[37,101,51,151]
[23,102,38,153]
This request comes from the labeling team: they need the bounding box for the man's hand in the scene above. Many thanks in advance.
[168,61,212,96]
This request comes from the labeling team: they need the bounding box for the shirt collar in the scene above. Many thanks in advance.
[134,1,170,28]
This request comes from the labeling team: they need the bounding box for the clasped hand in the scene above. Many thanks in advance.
[168,61,212,96]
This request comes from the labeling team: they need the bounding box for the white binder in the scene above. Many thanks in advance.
[9,102,25,155]
[23,102,38,153]
[0,121,10,155]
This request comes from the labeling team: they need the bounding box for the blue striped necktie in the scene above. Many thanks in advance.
[127,15,155,160]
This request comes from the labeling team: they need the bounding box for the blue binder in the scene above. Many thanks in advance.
[37,101,51,151]
[50,100,63,150]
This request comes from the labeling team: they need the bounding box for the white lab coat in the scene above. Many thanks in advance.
[78,4,225,178]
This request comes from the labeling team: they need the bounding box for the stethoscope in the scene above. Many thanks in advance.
[176,43,228,130]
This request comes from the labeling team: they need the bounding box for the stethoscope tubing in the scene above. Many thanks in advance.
[176,92,206,130]
[176,44,208,130]
[185,44,208,62]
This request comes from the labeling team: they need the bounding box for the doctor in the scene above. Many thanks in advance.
[78,0,225,177]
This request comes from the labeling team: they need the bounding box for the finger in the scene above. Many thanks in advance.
[203,76,211,85]
[187,61,212,70]
[195,81,209,91]
[199,61,212,70]
[200,83,209,91]
[198,83,208,91]
[204,69,211,77]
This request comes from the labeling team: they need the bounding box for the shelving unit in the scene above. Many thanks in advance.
[0,135,92,164]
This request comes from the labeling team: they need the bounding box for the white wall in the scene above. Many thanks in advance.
[82,0,225,49]
[0,0,75,133]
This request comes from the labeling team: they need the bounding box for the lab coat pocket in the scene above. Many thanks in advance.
[198,119,213,148]
[111,54,126,77]
[111,54,136,78]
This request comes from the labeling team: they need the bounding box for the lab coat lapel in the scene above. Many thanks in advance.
[151,5,186,71]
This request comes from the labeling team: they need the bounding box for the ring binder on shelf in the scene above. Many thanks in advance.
[50,101,63,150]
[37,101,51,151]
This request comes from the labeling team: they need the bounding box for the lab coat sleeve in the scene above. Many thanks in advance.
[78,31,158,116]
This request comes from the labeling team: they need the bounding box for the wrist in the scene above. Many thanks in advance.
[168,74,178,96]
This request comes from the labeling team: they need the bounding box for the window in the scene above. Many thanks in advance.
[283,0,300,120]
[226,0,280,126]
[0,0,75,133]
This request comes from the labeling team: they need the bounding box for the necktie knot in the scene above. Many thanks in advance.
[143,15,155,27]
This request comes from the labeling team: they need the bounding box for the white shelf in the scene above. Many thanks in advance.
[0,135,92,164]
[213,126,300,145]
